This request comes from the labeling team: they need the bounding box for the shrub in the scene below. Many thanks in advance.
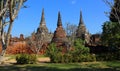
[71,39,96,62]
[46,43,64,63]
[96,51,120,61]
[84,54,96,62]
[73,39,90,55]
[46,39,96,63]
[52,52,63,63]
[16,54,37,64]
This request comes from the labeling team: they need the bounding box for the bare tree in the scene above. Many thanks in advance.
[65,22,77,45]
[103,0,120,24]
[27,32,49,54]
[0,0,26,63]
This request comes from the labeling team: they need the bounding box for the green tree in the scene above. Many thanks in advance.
[101,21,120,49]
[102,0,120,60]
[102,0,120,49]
[46,40,96,63]
[73,39,90,55]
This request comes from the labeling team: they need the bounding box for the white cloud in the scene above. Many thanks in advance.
[71,0,76,5]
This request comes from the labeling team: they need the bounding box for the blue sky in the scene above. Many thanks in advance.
[12,0,110,37]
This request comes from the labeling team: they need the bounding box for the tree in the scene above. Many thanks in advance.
[65,23,77,45]
[27,32,49,54]
[103,0,120,24]
[101,21,120,49]
[109,0,120,22]
[102,0,120,49]
[0,0,26,62]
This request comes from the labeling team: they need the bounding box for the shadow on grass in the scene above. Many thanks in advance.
[0,65,120,71]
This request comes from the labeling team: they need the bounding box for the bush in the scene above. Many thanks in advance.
[51,52,63,63]
[16,54,37,64]
[84,54,96,62]
[71,39,96,62]
[96,51,120,61]
[46,39,96,63]
[73,39,90,55]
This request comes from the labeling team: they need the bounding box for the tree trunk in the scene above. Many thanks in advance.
[0,0,25,64]
[0,45,7,64]
[0,22,13,64]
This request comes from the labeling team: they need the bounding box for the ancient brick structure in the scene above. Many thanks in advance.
[20,34,24,41]
[90,34,101,46]
[76,11,91,44]
[0,10,105,54]
[51,12,69,48]
[10,34,25,43]
[35,8,52,43]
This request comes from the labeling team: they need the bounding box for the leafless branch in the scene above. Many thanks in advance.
[0,0,9,17]
[0,0,26,62]
[103,0,120,24]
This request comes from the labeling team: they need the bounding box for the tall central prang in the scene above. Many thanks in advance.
[51,12,68,47]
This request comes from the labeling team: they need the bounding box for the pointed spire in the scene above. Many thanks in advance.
[40,8,46,27]
[79,10,85,26]
[57,11,62,27]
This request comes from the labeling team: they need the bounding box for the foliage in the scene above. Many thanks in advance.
[101,21,120,49]
[101,21,120,61]
[73,39,89,54]
[2,42,33,54]
[102,0,120,49]
[96,51,120,61]
[46,39,96,63]
[45,43,62,63]
[102,0,120,61]
[72,39,96,62]
[16,54,37,64]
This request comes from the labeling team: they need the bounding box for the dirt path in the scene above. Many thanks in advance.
[37,57,50,63]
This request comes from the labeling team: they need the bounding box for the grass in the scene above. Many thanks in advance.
[5,54,47,58]
[0,61,120,71]
[2,55,120,71]
[5,54,18,59]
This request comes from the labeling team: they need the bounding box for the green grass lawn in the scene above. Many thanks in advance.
[0,61,120,71]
